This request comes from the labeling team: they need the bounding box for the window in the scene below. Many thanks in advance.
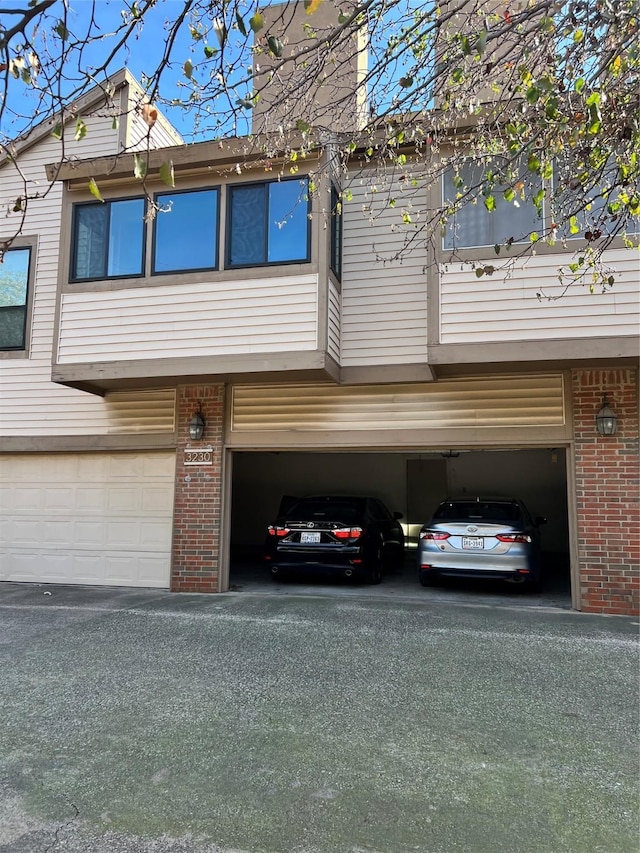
[153,188,220,273]
[0,245,32,351]
[330,183,342,280]
[442,161,543,250]
[226,178,310,267]
[71,198,145,280]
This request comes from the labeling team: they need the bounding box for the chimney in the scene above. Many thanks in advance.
[251,0,368,136]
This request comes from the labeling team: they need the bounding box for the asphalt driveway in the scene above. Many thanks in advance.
[0,582,638,853]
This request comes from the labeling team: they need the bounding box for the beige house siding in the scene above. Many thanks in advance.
[328,280,341,363]
[341,173,429,366]
[439,248,640,344]
[56,274,320,364]
[0,95,179,439]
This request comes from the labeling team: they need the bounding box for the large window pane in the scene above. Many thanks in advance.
[268,179,309,263]
[443,162,542,249]
[227,178,310,267]
[108,199,145,276]
[229,185,266,265]
[72,199,144,280]
[0,246,31,350]
[74,205,107,279]
[154,189,219,272]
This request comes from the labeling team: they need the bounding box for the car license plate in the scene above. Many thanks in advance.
[300,531,321,544]
[462,537,483,549]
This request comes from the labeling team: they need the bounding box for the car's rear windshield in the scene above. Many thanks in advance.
[285,498,365,522]
[434,501,521,523]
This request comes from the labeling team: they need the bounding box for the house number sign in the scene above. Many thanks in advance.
[184,446,214,466]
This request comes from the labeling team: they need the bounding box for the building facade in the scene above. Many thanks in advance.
[1,75,638,615]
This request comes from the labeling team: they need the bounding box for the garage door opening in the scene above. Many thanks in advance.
[227,448,571,605]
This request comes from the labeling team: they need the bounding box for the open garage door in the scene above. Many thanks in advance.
[0,452,175,588]
[228,448,570,602]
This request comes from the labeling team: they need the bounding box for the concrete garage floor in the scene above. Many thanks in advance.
[228,553,573,610]
[1,580,637,853]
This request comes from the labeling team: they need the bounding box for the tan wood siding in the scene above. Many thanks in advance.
[341,173,428,366]
[328,280,341,362]
[439,248,640,344]
[0,129,177,438]
[57,275,320,363]
[230,374,565,434]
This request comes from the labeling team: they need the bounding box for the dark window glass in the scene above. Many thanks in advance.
[72,199,145,280]
[442,161,542,249]
[0,246,31,350]
[434,501,522,523]
[154,189,219,272]
[330,183,342,280]
[227,178,310,267]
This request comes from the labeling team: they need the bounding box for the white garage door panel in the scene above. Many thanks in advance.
[0,452,175,588]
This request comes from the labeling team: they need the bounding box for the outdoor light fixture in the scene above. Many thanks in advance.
[188,405,206,441]
[595,395,617,436]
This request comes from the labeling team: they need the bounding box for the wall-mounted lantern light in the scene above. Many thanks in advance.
[188,405,206,441]
[595,395,617,436]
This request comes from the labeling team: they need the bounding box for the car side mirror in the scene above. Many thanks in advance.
[535,516,547,526]
[393,511,404,520]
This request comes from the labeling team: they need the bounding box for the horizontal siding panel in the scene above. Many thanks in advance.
[57,275,319,363]
[440,249,640,343]
[230,375,565,433]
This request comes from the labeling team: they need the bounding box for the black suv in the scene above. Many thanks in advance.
[265,495,405,584]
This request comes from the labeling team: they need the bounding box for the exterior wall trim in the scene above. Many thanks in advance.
[0,434,177,453]
[428,338,640,366]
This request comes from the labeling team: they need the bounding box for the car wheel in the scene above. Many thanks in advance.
[522,575,542,594]
[419,569,437,587]
[367,549,383,584]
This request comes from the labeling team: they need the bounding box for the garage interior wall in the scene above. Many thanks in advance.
[230,448,568,557]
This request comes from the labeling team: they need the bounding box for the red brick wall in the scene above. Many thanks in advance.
[572,368,639,615]
[171,385,225,593]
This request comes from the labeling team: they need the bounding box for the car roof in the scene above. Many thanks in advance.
[442,496,521,503]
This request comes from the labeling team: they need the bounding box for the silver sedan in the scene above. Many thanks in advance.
[417,497,546,592]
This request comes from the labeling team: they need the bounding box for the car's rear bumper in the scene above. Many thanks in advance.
[417,548,534,575]
[266,545,369,575]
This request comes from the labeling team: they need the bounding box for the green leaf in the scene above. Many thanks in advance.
[249,12,263,32]
[235,12,247,37]
[74,118,87,142]
[451,68,464,84]
[54,21,69,40]
[569,215,579,235]
[111,116,119,131]
[51,123,62,140]
[267,36,283,57]
[527,153,541,174]
[530,231,539,243]
[494,244,501,255]
[475,29,488,56]
[484,196,496,212]
[503,187,515,202]
[460,35,471,56]
[399,76,414,88]
[88,178,104,202]
[475,267,485,278]
[133,153,147,180]
[574,78,585,93]
[204,45,217,59]
[159,160,175,188]
[453,174,463,189]
[296,119,310,134]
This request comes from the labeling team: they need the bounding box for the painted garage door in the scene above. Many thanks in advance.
[0,452,175,588]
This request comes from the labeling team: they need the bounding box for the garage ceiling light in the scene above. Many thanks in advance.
[596,396,617,436]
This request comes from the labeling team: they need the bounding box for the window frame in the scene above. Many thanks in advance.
[151,185,221,276]
[440,160,544,253]
[329,182,343,281]
[70,195,147,283]
[0,238,36,357]
[225,176,312,270]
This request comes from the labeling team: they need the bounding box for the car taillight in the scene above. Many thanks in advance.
[267,526,290,537]
[420,531,450,541]
[333,527,363,539]
[496,533,532,543]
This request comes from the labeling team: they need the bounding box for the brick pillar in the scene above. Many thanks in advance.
[572,368,639,615]
[171,384,225,593]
